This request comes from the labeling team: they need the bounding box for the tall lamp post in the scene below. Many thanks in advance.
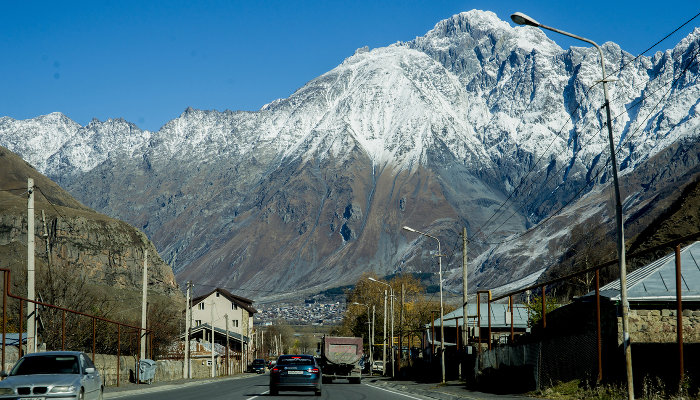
[402,226,445,384]
[510,12,633,399]
[352,302,373,374]
[368,278,394,378]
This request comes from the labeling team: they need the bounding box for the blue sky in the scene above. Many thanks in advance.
[2,0,698,132]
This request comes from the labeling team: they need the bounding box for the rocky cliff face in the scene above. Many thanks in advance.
[1,10,698,299]
[0,146,179,297]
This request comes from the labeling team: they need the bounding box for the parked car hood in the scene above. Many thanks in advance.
[0,374,81,387]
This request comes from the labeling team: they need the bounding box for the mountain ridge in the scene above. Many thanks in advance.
[1,10,698,298]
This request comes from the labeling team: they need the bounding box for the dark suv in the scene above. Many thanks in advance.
[249,358,266,374]
[269,354,322,396]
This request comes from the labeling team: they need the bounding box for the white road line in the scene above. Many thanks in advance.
[365,383,429,400]
[245,389,269,400]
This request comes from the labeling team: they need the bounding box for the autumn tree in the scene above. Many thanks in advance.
[338,273,455,355]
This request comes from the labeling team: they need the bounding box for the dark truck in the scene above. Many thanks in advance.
[317,336,363,384]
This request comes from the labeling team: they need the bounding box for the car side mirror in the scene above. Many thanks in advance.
[84,367,95,374]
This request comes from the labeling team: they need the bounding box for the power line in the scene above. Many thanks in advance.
[476,45,700,246]
[33,186,80,235]
[467,12,700,245]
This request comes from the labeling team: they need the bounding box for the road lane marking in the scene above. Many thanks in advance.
[245,389,269,400]
[365,383,429,400]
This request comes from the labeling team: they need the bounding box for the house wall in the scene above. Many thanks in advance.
[191,293,250,335]
[619,306,700,344]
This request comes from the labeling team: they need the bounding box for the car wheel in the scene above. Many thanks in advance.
[315,389,322,396]
[78,388,85,400]
[270,387,278,396]
[98,387,104,400]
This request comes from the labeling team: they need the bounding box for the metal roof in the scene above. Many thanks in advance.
[597,241,700,301]
[426,303,529,329]
[180,323,249,343]
[1,333,26,346]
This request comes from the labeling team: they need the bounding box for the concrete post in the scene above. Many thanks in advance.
[27,178,36,354]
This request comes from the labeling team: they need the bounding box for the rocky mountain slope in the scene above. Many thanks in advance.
[1,10,698,299]
[0,145,179,298]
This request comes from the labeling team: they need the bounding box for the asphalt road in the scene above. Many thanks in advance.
[105,374,432,400]
[104,373,543,400]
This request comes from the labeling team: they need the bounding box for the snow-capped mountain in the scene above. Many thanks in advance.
[1,10,698,299]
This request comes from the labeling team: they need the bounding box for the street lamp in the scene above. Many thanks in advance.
[402,226,445,384]
[368,277,394,378]
[510,12,634,399]
[352,302,373,373]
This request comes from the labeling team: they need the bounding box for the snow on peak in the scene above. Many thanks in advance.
[271,45,484,170]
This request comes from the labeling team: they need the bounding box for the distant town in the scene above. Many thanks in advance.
[255,298,346,326]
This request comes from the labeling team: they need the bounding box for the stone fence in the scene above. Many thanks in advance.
[619,307,700,345]
[2,348,245,386]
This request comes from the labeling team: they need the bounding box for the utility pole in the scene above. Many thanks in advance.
[399,283,404,375]
[390,286,395,378]
[140,249,148,360]
[27,178,36,354]
[41,210,51,271]
[184,281,192,378]
[210,300,215,377]
[225,314,229,376]
[382,290,387,376]
[371,305,375,367]
[462,227,468,346]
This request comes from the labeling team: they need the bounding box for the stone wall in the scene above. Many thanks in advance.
[1,349,244,386]
[619,306,700,345]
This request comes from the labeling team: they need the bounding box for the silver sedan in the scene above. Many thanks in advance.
[0,351,103,400]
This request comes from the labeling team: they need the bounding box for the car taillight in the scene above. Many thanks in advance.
[271,367,281,374]
[308,368,319,373]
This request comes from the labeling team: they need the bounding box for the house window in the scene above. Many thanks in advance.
[195,320,202,326]
[216,292,220,297]
[198,303,205,310]
[233,320,239,328]
[232,303,238,310]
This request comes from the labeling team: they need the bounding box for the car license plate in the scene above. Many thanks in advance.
[287,370,304,375]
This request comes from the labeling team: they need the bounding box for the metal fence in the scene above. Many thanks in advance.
[471,233,700,396]
[1,267,152,386]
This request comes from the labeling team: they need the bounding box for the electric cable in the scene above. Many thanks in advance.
[476,45,700,246]
[468,12,700,245]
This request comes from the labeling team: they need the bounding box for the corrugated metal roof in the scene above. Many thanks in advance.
[426,303,529,329]
[598,241,700,301]
[1,333,26,346]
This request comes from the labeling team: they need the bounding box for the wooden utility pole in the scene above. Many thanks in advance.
[41,210,51,270]
[675,245,684,384]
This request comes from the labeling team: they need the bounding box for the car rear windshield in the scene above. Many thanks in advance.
[252,360,265,365]
[278,357,313,366]
[11,355,79,375]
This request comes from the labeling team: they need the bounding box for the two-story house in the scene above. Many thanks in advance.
[187,288,257,364]
[191,288,256,335]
